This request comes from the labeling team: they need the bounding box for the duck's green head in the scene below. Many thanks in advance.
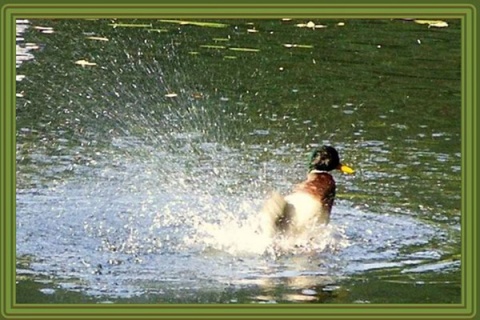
[308,146,355,174]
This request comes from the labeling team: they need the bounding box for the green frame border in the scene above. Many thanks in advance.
[1,1,477,319]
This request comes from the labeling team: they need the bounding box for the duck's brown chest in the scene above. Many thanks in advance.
[294,172,336,209]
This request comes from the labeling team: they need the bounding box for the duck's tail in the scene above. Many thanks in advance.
[260,191,293,237]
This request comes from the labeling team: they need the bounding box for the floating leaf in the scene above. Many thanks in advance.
[109,23,152,28]
[223,56,237,59]
[296,21,327,29]
[247,29,259,33]
[283,43,313,49]
[34,26,54,34]
[147,28,168,33]
[200,44,226,49]
[228,47,260,52]
[33,26,53,31]
[165,93,178,98]
[75,60,97,67]
[86,36,109,41]
[414,19,448,28]
[158,19,228,28]
[296,44,313,48]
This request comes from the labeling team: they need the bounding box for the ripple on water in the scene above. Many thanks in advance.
[16,151,452,299]
[16,136,457,299]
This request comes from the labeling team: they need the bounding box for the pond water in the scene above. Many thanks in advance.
[16,18,461,304]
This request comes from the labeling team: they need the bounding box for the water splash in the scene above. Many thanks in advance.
[16,135,455,300]
[182,199,349,257]
[15,20,459,302]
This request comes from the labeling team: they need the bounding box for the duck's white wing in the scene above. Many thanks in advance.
[260,191,294,236]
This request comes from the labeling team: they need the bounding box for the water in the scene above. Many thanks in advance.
[16,18,461,303]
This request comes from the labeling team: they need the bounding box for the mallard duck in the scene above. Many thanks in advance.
[261,146,354,237]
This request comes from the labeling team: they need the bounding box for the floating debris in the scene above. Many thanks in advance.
[200,44,226,49]
[158,19,228,28]
[212,37,230,42]
[33,25,54,34]
[283,43,313,48]
[281,18,292,21]
[165,93,178,98]
[147,28,168,33]
[223,56,237,60]
[109,23,152,28]
[86,36,109,41]
[188,51,199,55]
[247,29,259,33]
[414,19,448,28]
[75,59,97,67]
[296,21,327,29]
[337,22,345,26]
[33,25,54,32]
[228,47,260,52]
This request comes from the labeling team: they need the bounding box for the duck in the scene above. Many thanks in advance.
[260,145,354,237]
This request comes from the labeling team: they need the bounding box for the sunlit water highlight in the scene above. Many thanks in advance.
[15,18,461,303]
[16,135,453,300]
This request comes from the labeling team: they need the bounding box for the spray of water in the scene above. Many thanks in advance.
[57,44,351,259]
[15,23,456,300]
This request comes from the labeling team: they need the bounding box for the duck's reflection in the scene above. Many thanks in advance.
[230,270,345,303]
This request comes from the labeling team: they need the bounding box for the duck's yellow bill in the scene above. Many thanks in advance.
[338,164,355,174]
